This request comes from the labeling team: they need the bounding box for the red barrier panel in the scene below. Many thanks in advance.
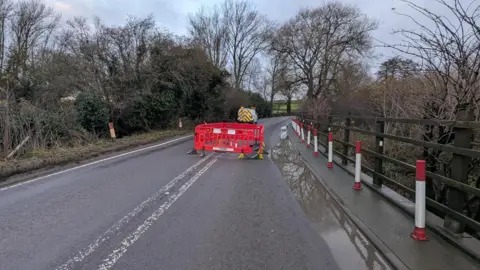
[194,123,264,154]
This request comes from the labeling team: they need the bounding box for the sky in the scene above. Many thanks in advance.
[40,0,446,70]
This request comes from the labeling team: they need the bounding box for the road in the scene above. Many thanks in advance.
[0,117,341,270]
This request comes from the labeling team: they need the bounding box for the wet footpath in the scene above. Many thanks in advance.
[271,138,393,270]
[282,122,480,270]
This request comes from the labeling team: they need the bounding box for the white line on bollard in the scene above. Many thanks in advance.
[353,141,362,191]
[412,160,428,241]
[328,131,333,168]
[314,128,318,157]
[307,124,311,148]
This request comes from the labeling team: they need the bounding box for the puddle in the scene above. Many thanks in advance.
[271,137,393,270]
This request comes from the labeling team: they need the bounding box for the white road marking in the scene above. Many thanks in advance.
[1,135,193,192]
[55,154,211,270]
[97,158,218,270]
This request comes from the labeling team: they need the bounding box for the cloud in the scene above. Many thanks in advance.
[53,1,72,11]
[45,0,439,67]
[46,0,215,34]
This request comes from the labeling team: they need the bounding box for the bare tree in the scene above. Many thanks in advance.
[223,0,270,89]
[189,0,270,90]
[376,56,419,80]
[384,0,480,235]
[263,50,284,110]
[0,0,13,153]
[0,0,12,72]
[8,0,59,79]
[1,0,58,153]
[0,0,272,161]
[60,17,111,100]
[189,5,229,69]
[275,58,299,114]
[387,0,480,116]
[0,78,12,153]
[271,2,377,100]
[259,72,269,101]
[242,56,262,92]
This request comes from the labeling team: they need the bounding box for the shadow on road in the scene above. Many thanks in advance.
[271,137,393,270]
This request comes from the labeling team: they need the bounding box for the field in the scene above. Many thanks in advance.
[272,100,302,114]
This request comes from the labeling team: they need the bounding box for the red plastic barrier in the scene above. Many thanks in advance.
[194,123,264,154]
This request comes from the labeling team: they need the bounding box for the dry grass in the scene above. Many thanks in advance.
[0,128,192,179]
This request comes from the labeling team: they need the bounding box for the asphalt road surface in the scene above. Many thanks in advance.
[0,117,341,270]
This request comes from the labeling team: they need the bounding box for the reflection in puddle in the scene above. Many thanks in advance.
[272,138,392,270]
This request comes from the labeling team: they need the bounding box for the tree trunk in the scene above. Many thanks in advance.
[306,85,314,99]
[2,98,10,154]
[0,16,5,71]
[287,96,292,114]
[269,86,275,115]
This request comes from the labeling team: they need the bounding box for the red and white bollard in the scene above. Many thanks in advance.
[328,131,333,168]
[307,124,311,148]
[412,160,428,241]
[301,122,305,143]
[313,128,318,156]
[353,141,362,191]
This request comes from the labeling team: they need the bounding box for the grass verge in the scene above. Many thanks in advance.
[0,128,192,180]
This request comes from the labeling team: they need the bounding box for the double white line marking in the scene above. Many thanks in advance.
[98,158,217,269]
[57,155,217,270]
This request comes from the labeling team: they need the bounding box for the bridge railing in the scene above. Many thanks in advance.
[296,112,480,238]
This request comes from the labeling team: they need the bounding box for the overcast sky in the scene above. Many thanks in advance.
[41,0,448,69]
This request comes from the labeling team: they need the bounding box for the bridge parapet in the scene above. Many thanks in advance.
[295,111,480,262]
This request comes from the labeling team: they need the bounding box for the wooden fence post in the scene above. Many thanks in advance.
[422,120,438,211]
[373,120,384,187]
[342,112,351,165]
[444,104,473,234]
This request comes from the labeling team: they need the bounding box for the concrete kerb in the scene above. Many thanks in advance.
[0,134,194,190]
[298,126,480,264]
[294,139,410,270]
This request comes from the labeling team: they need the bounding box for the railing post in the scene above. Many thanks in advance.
[342,112,351,165]
[373,120,384,187]
[444,104,473,234]
[325,115,332,154]
[422,119,436,201]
